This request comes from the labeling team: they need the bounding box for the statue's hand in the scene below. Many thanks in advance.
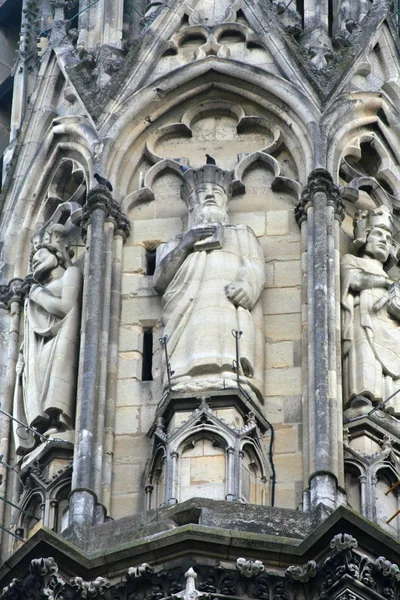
[180,226,217,251]
[225,281,253,310]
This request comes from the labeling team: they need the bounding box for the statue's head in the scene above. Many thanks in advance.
[30,223,73,282]
[181,166,233,227]
[353,206,397,265]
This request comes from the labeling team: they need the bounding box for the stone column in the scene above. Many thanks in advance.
[169,452,178,505]
[296,169,345,515]
[93,220,114,521]
[69,185,111,527]
[359,474,367,517]
[226,447,235,501]
[0,280,25,550]
[101,216,129,513]
[70,187,130,526]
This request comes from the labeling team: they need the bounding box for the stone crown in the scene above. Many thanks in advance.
[354,205,394,240]
[180,165,234,205]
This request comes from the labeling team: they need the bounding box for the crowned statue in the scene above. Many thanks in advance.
[14,221,82,453]
[153,165,266,404]
[341,205,400,415]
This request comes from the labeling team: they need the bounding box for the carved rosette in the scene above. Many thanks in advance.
[295,169,345,225]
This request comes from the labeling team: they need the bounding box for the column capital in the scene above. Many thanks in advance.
[108,199,131,241]
[86,184,113,214]
[0,277,29,309]
[81,185,130,241]
[295,169,345,225]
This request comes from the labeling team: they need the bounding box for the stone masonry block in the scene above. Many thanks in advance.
[132,218,183,244]
[262,288,301,315]
[117,351,142,380]
[264,314,302,341]
[114,405,140,435]
[116,378,158,407]
[122,246,146,273]
[274,482,296,509]
[230,212,266,236]
[110,493,143,520]
[112,463,142,494]
[266,210,288,235]
[121,296,161,325]
[119,325,144,352]
[274,453,303,482]
[274,260,301,287]
[274,424,298,454]
[266,341,293,369]
[265,367,301,396]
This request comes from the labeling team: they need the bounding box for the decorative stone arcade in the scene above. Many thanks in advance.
[2,0,400,595]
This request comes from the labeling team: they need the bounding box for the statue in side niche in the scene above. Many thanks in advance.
[153,165,266,404]
[14,222,82,453]
[341,206,400,415]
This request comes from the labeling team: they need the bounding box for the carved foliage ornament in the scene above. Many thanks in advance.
[2,544,399,600]
[236,558,265,578]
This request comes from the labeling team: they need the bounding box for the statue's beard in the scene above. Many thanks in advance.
[190,205,229,227]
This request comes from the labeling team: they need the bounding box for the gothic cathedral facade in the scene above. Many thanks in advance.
[1,0,400,599]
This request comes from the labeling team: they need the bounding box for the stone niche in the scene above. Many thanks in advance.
[112,93,305,518]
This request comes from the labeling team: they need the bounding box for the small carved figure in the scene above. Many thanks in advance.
[341,206,400,414]
[14,222,82,453]
[153,165,266,403]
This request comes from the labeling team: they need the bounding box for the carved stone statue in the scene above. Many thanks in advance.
[14,222,82,453]
[341,206,400,415]
[153,165,266,404]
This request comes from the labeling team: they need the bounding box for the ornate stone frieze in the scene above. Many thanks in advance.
[2,546,399,600]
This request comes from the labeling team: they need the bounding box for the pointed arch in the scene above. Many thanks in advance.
[101,61,319,192]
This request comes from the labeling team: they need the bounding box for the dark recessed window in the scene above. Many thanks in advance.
[146,249,157,275]
[142,328,153,381]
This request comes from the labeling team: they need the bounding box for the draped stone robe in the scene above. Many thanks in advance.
[341,253,400,414]
[155,224,266,404]
[14,265,81,452]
